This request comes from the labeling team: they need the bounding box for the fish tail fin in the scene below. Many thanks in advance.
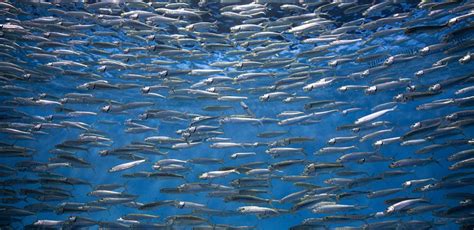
[302,149,308,156]
[268,200,275,208]
[123,180,130,192]
[232,166,242,174]
[431,156,442,167]
[182,177,189,183]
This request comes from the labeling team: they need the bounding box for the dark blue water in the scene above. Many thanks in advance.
[1,0,474,229]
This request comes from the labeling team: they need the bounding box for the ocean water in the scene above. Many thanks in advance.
[1,0,474,229]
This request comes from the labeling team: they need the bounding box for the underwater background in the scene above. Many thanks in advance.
[0,0,474,229]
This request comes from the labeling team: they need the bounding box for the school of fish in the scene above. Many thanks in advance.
[1,0,474,229]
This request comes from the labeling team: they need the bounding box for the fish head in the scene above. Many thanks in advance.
[410,122,421,129]
[365,86,376,94]
[445,113,457,121]
[415,70,424,77]
[374,211,386,218]
[327,138,336,145]
[302,85,313,92]
[338,86,347,92]
[428,84,441,92]
[98,66,107,72]
[460,55,471,64]
[403,181,411,188]
[235,62,244,68]
[175,201,185,208]
[33,124,42,130]
[384,56,394,65]
[419,46,430,55]
[373,141,383,148]
[146,35,155,41]
[203,78,213,84]
[44,115,53,121]
[448,17,459,26]
[362,70,370,77]
[76,83,89,90]
[138,113,148,120]
[99,150,109,156]
[206,87,216,92]
[283,97,293,103]
[23,73,32,80]
[188,126,197,133]
[141,87,150,94]
[181,132,191,139]
[394,94,408,102]
[415,184,431,192]
[101,105,111,112]
[237,207,248,212]
[406,85,416,92]
[259,95,269,101]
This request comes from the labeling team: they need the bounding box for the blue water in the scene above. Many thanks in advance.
[1,0,474,229]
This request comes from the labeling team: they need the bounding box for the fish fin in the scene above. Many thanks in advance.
[430,156,443,167]
[123,180,130,193]
[268,201,275,208]
[182,177,189,183]
[302,149,308,156]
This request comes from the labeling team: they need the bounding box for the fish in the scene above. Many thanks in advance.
[354,106,397,125]
[108,159,146,173]
[385,198,429,214]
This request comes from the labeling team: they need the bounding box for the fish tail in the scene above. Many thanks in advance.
[431,156,442,167]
